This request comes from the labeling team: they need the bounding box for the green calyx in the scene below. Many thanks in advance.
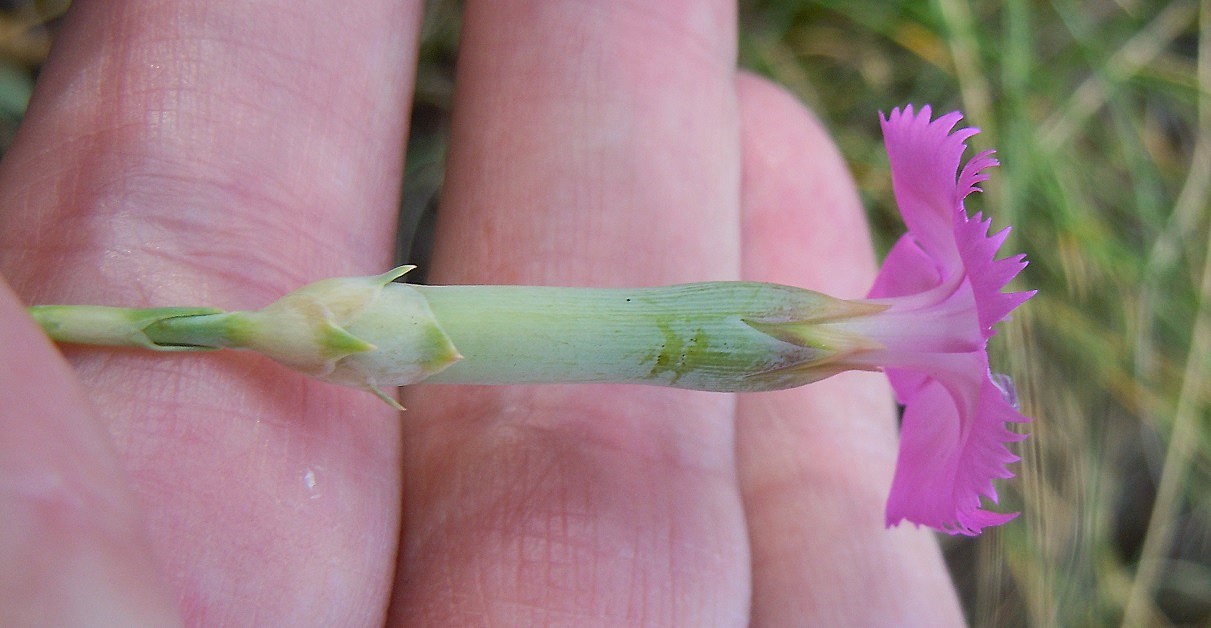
[416,281,886,392]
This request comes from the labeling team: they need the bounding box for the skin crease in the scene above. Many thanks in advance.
[0,1,965,626]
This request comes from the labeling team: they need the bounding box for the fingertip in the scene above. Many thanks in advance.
[0,278,179,624]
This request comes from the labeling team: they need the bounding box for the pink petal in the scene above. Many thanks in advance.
[884,356,1029,536]
[869,105,1034,535]
[954,211,1036,337]
[879,105,977,272]
[867,235,941,299]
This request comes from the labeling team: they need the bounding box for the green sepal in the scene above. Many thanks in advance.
[137,308,235,350]
[742,317,882,354]
[376,265,415,284]
[318,319,377,360]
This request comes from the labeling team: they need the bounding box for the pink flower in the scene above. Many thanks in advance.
[850,105,1034,535]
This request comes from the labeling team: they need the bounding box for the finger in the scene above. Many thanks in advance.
[0,278,178,625]
[734,73,964,623]
[0,1,422,621]
[392,1,749,623]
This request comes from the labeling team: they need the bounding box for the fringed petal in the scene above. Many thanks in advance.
[884,354,1029,536]
[880,105,976,271]
[954,211,1036,337]
[870,105,1034,535]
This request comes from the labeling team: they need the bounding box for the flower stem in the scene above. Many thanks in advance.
[26,271,887,396]
[28,305,234,351]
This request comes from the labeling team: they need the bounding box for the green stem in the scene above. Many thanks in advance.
[26,271,887,397]
[28,305,232,351]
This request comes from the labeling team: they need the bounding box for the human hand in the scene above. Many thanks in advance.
[0,1,964,624]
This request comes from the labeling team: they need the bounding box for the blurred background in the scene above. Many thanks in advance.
[1,1,1207,625]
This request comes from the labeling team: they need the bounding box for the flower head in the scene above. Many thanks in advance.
[853,105,1034,535]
